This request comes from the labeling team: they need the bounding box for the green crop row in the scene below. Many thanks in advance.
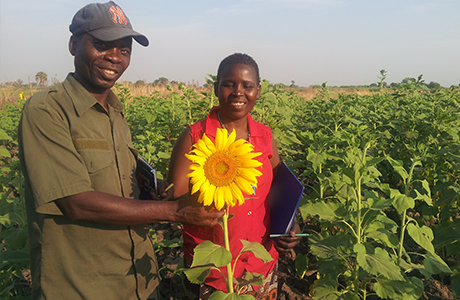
[1,80,459,299]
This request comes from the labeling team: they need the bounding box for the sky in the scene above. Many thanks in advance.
[1,0,459,87]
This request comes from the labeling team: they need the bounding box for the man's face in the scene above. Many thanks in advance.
[70,33,132,93]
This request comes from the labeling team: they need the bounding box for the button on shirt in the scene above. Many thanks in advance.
[19,74,159,300]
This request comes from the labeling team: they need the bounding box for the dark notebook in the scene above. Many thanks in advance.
[138,156,157,200]
[268,161,305,235]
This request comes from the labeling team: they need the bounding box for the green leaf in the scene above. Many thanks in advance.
[406,223,434,253]
[451,265,460,296]
[183,265,213,284]
[390,189,414,213]
[191,240,232,268]
[301,201,347,221]
[4,226,29,250]
[354,244,404,281]
[365,228,398,248]
[414,189,432,206]
[240,240,273,263]
[307,148,327,172]
[295,253,309,277]
[0,128,11,140]
[374,277,423,300]
[423,251,451,275]
[209,291,255,300]
[0,248,29,264]
[0,212,23,226]
[310,233,354,259]
[386,156,408,181]
[0,146,10,158]
[365,190,392,210]
[236,271,264,288]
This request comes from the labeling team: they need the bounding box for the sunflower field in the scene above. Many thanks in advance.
[1,78,459,299]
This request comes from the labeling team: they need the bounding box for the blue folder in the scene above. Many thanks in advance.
[268,161,305,235]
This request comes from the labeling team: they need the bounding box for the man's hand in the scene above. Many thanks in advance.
[174,194,224,227]
[274,220,302,257]
[150,179,174,200]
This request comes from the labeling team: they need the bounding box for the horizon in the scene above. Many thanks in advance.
[1,0,459,87]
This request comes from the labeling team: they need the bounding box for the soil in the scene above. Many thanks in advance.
[154,222,457,300]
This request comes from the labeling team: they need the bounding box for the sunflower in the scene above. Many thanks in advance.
[185,128,263,210]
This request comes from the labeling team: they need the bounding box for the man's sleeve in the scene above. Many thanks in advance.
[19,97,93,215]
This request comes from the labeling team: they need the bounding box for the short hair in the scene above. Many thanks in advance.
[216,53,260,84]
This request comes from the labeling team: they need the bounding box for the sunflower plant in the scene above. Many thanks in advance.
[182,128,273,300]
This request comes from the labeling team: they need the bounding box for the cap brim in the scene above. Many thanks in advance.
[88,27,149,47]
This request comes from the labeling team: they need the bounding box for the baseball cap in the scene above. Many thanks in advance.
[69,1,149,47]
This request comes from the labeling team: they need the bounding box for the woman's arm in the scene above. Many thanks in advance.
[269,134,281,176]
[167,127,194,197]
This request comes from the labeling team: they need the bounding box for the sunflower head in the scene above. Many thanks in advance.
[185,128,263,210]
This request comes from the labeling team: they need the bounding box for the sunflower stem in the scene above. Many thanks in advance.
[222,208,234,294]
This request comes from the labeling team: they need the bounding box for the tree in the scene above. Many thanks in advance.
[377,69,387,88]
[153,77,169,86]
[35,72,48,87]
[427,81,441,90]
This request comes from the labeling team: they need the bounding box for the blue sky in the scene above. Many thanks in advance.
[1,0,459,87]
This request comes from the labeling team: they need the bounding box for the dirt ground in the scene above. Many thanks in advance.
[155,222,456,300]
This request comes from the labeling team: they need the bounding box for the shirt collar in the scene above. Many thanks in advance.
[63,74,124,117]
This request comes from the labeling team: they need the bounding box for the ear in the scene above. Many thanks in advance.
[256,83,261,99]
[69,35,78,56]
[214,81,219,97]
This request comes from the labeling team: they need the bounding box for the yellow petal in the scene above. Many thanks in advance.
[186,168,204,179]
[188,163,202,171]
[214,186,225,210]
[191,175,206,194]
[215,128,228,151]
[239,168,257,184]
[237,152,262,161]
[190,148,209,159]
[232,143,255,156]
[228,139,247,153]
[235,176,254,195]
[224,129,236,149]
[229,183,243,206]
[202,134,216,152]
[195,139,212,157]
[238,159,263,168]
[202,184,216,206]
[185,153,206,165]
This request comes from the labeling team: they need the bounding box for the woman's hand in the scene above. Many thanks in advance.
[274,219,302,257]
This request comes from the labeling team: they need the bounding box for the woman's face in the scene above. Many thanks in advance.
[214,63,261,122]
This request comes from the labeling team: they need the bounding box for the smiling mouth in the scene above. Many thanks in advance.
[231,101,246,108]
[103,69,116,75]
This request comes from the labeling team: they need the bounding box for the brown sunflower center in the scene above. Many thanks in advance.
[204,151,239,187]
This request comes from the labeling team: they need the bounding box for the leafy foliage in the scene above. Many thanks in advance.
[1,81,459,298]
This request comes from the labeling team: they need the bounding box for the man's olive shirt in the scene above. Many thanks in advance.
[19,74,159,300]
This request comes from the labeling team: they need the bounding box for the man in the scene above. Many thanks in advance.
[18,2,223,299]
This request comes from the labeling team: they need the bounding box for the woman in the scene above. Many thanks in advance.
[168,53,300,299]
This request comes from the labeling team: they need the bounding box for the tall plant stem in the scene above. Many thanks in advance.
[398,159,416,265]
[398,210,408,265]
[222,209,234,293]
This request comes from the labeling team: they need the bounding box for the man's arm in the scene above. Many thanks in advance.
[55,191,223,227]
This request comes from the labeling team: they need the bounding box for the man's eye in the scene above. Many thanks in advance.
[93,42,108,51]
[121,49,131,55]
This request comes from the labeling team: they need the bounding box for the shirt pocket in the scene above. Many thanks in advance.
[73,138,113,174]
